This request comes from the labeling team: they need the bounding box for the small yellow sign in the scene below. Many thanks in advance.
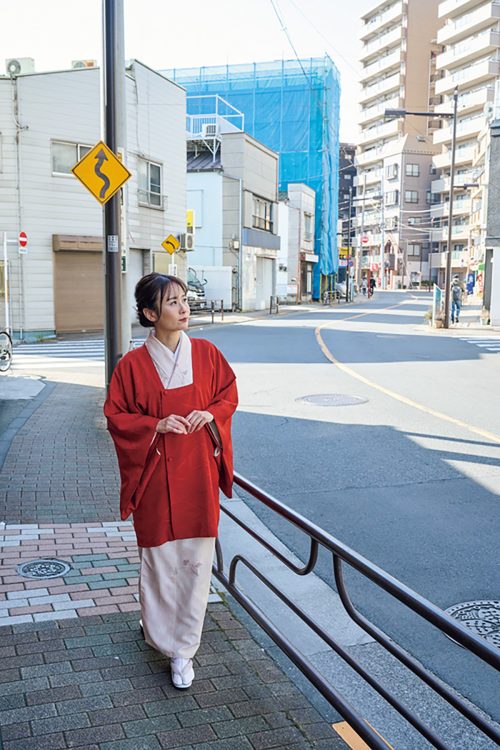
[339,247,350,258]
[186,209,194,229]
[162,234,180,255]
[71,140,131,205]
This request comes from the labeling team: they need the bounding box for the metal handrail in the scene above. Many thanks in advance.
[213,471,500,750]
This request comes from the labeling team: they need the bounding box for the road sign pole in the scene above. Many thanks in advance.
[103,0,123,386]
[3,233,10,334]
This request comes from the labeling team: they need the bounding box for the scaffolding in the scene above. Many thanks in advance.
[165,57,341,297]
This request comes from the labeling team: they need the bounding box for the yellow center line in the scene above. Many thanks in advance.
[315,302,500,446]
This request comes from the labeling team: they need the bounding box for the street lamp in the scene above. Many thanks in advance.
[385,87,459,328]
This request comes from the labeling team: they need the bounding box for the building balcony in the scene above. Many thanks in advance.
[430,249,470,267]
[433,145,475,169]
[436,29,500,70]
[360,26,404,63]
[439,0,488,20]
[431,171,476,193]
[361,47,403,84]
[437,2,500,45]
[354,211,382,227]
[430,198,471,218]
[360,95,402,125]
[432,116,483,145]
[435,57,500,95]
[361,1,405,42]
[360,118,402,146]
[355,140,399,168]
[354,168,382,188]
[431,224,470,241]
[435,85,494,116]
[360,72,403,105]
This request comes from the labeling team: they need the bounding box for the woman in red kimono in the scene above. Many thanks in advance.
[104,273,238,689]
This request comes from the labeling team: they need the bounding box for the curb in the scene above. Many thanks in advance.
[0,380,56,471]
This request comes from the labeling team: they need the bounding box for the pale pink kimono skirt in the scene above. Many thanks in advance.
[139,330,215,659]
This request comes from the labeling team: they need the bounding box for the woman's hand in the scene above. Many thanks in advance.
[185,410,214,433]
[156,415,191,434]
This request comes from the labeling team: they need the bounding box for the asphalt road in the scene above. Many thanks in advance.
[191,292,500,725]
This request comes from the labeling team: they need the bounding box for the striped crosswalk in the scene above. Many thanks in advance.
[459,336,500,354]
[12,339,145,370]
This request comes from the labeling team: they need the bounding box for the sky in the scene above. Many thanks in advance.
[1,0,373,141]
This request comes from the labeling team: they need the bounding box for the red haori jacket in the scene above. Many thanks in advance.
[104,338,238,547]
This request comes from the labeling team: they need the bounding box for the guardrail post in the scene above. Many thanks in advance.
[220,299,224,321]
[211,300,215,324]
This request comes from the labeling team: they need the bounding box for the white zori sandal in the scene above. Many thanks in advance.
[170,657,194,689]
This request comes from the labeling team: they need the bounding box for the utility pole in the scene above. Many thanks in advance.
[443,87,459,329]
[103,0,124,385]
[346,186,352,303]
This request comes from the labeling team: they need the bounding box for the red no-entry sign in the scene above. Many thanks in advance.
[18,231,28,249]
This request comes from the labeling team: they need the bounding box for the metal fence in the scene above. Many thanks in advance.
[214,471,500,750]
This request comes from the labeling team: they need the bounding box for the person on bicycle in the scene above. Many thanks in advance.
[369,277,376,297]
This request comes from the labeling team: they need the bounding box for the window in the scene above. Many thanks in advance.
[138,159,163,208]
[407,243,421,256]
[252,196,273,232]
[405,190,419,204]
[386,163,398,179]
[385,190,399,206]
[385,216,398,230]
[344,173,352,181]
[405,163,420,177]
[407,216,422,226]
[52,141,91,174]
[304,212,313,242]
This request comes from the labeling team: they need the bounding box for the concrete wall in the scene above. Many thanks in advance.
[186,172,223,266]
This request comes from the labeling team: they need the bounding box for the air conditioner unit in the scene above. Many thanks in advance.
[180,233,195,251]
[5,57,35,76]
[202,123,217,138]
[71,59,98,69]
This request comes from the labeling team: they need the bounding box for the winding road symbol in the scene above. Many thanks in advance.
[94,149,111,200]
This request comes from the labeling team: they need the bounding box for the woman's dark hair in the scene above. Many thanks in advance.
[135,273,188,327]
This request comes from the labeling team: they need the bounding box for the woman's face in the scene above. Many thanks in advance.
[147,283,190,332]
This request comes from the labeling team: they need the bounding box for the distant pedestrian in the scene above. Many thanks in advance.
[369,277,376,298]
[451,276,463,324]
[104,273,238,690]
[361,277,368,296]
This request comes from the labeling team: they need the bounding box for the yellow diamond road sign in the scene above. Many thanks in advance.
[71,140,131,205]
[162,235,180,255]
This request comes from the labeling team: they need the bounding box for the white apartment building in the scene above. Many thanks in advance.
[276,184,317,302]
[356,0,440,288]
[430,0,500,286]
[0,60,186,339]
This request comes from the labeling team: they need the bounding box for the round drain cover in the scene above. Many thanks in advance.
[17,559,72,580]
[297,394,368,407]
[444,600,500,649]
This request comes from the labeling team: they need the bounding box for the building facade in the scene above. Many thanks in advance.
[0,61,187,338]
[277,184,317,302]
[356,0,440,288]
[185,109,280,311]
[430,0,500,286]
[338,143,357,284]
[164,58,341,299]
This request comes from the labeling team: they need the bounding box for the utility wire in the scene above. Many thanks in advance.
[269,0,313,89]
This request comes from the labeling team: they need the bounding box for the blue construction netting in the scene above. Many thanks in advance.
[164,57,341,298]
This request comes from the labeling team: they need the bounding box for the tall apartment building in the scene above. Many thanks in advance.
[430,0,500,286]
[356,0,440,288]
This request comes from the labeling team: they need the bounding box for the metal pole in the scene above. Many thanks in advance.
[103,0,123,386]
[3,233,9,334]
[444,87,458,329]
[346,187,352,303]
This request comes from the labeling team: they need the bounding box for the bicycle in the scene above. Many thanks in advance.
[0,330,13,372]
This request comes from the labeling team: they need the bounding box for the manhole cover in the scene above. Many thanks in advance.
[444,600,500,648]
[17,559,72,580]
[297,394,368,407]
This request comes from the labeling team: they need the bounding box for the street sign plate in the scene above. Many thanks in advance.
[18,231,28,248]
[71,140,131,205]
[162,234,180,255]
[361,235,369,245]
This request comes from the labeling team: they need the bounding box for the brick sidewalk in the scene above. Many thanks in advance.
[0,381,346,749]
